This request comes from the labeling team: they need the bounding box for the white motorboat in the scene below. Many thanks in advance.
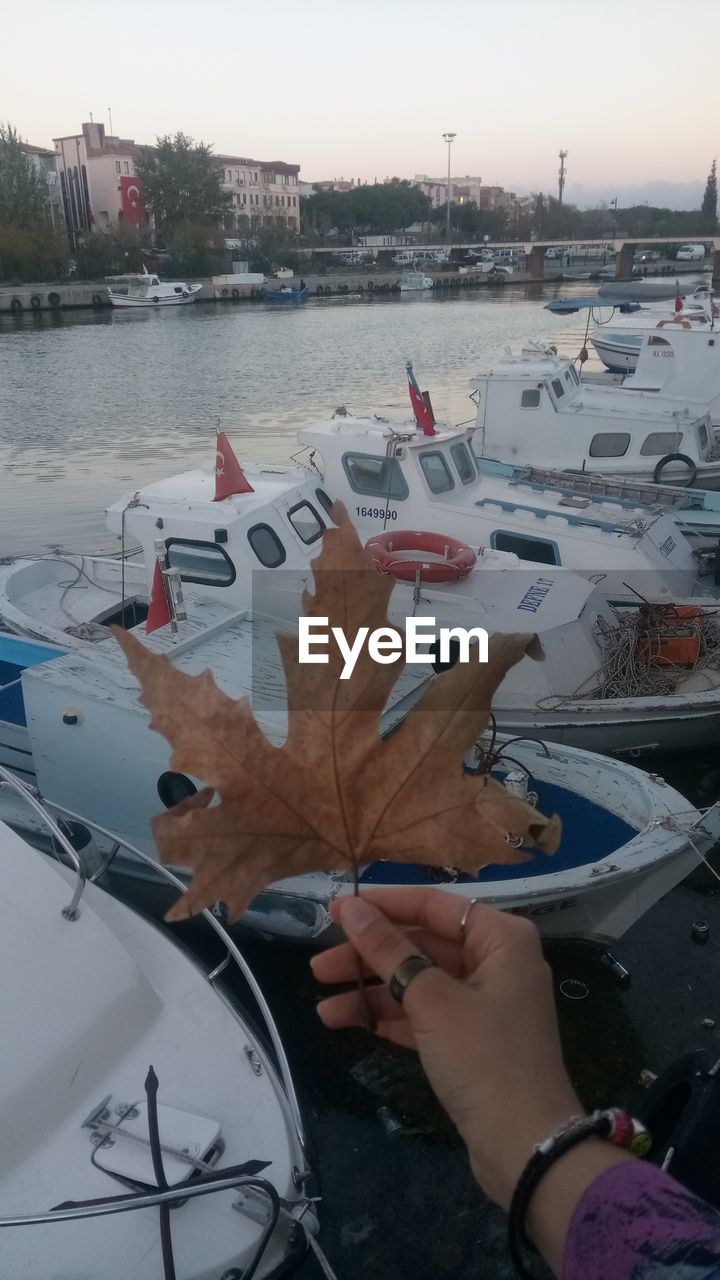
[271,735,720,945]
[470,343,720,489]
[589,288,714,373]
[399,273,433,292]
[3,421,713,660]
[106,268,202,307]
[4,551,720,946]
[295,409,713,591]
[3,648,718,949]
[0,772,318,1276]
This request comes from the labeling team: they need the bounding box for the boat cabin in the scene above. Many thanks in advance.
[469,346,717,483]
[625,327,720,426]
[296,410,704,584]
[107,463,339,626]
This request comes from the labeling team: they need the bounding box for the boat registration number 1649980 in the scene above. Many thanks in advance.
[356,506,398,521]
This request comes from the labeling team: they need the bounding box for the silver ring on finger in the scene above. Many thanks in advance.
[388,954,435,1005]
[460,897,482,938]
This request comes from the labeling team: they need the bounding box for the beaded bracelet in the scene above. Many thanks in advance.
[507,1108,652,1279]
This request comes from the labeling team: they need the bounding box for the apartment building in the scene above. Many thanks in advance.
[216,154,300,233]
[53,122,300,240]
[54,123,146,239]
[413,173,516,213]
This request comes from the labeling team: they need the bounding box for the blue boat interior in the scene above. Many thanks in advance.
[360,777,639,886]
[0,636,65,727]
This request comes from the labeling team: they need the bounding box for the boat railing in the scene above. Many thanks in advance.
[0,766,310,1169]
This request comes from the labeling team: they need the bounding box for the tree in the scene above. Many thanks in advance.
[0,122,52,226]
[702,158,717,231]
[300,180,427,242]
[134,132,231,240]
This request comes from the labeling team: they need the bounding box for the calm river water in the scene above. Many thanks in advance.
[0,287,585,555]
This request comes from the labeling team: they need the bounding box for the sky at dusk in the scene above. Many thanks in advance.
[5,0,719,204]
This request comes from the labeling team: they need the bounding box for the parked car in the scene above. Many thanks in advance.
[545,246,567,260]
[393,250,416,266]
[633,248,660,263]
[493,248,519,265]
[676,244,706,261]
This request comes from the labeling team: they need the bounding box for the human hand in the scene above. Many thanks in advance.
[311,888,582,1212]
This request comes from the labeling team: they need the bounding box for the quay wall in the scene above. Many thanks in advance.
[0,258,715,314]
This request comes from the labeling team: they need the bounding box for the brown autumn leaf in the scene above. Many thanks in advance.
[115,502,561,921]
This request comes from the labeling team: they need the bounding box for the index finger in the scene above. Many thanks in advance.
[330,886,519,965]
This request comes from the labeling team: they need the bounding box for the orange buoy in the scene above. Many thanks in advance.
[365,530,477,583]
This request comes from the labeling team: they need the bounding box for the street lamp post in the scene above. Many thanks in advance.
[610,196,618,239]
[442,132,456,243]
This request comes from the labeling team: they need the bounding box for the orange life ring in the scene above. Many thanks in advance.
[365,530,477,583]
[657,317,691,329]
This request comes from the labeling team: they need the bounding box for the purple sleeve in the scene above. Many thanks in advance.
[564,1161,720,1280]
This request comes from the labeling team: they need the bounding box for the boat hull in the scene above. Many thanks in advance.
[591,335,641,373]
[109,293,198,307]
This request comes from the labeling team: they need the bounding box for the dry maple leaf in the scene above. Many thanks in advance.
[115,503,561,921]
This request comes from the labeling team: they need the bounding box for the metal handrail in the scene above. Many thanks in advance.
[0,779,309,1166]
[0,1172,278,1226]
[0,766,85,919]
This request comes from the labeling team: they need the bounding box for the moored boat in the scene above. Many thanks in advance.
[470,343,720,488]
[0,773,317,1275]
[399,273,433,292]
[107,268,201,307]
[265,286,309,303]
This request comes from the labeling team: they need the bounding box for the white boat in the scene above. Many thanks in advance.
[275,734,720,945]
[0,772,318,1276]
[4,697,718,949]
[4,423,713,661]
[106,268,202,308]
[399,273,433,292]
[470,343,720,488]
[295,409,714,590]
[590,288,714,372]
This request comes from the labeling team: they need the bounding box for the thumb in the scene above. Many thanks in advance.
[338,895,430,985]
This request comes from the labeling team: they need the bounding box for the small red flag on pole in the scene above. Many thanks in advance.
[405,361,437,436]
[674,282,683,314]
[214,431,254,501]
[146,560,172,634]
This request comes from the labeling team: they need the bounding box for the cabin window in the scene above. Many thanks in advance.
[639,431,684,456]
[315,487,335,517]
[589,432,631,457]
[342,452,409,500]
[420,450,455,494]
[521,389,541,408]
[570,366,579,384]
[247,523,287,568]
[491,530,560,565]
[564,371,572,384]
[450,442,476,484]
[699,423,709,449]
[115,161,121,175]
[174,286,183,294]
[287,500,325,545]
[157,771,197,809]
[551,379,565,398]
[648,335,671,348]
[165,538,236,585]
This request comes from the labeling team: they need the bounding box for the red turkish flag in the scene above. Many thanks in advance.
[120,175,146,224]
[146,561,172,634]
[215,432,254,501]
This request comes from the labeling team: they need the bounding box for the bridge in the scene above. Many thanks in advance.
[305,235,720,284]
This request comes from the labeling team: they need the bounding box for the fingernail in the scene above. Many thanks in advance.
[341,897,380,932]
